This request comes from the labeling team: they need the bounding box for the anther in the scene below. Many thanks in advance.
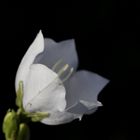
[57,64,69,76]
[52,59,63,71]
[62,67,74,83]
[52,59,74,83]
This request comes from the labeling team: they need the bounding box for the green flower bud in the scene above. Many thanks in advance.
[2,109,18,140]
[17,123,30,140]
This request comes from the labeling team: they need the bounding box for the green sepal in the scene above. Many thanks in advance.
[26,112,49,122]
[16,81,24,110]
[2,109,19,140]
[17,123,30,140]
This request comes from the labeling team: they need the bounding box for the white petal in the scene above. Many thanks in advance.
[15,30,44,92]
[23,64,66,113]
[41,101,101,125]
[41,110,81,125]
[65,70,109,108]
[34,38,78,70]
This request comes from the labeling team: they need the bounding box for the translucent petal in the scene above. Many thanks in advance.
[15,31,44,92]
[34,38,78,70]
[65,70,109,108]
[67,100,102,114]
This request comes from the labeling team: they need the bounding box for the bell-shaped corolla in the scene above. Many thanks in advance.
[15,31,109,125]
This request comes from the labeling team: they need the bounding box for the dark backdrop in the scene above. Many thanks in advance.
[0,1,139,140]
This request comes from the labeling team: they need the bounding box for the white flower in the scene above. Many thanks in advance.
[15,30,109,125]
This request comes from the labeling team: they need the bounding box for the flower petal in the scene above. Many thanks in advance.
[34,38,78,70]
[40,100,101,125]
[23,64,66,113]
[65,70,109,108]
[41,110,81,125]
[15,30,44,92]
[67,100,102,115]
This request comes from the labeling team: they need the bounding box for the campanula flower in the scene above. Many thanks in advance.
[15,30,109,125]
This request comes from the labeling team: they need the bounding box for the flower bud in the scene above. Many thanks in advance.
[3,109,18,140]
[17,123,30,140]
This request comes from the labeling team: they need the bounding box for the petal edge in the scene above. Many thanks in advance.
[15,30,44,92]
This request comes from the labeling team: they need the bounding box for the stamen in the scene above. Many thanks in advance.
[62,67,74,83]
[52,59,74,83]
[52,59,63,71]
[57,64,69,76]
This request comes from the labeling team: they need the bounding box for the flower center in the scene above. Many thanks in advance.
[52,59,74,83]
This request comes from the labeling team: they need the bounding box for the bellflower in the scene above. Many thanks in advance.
[15,30,109,125]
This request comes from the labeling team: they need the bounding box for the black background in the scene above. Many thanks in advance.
[0,1,139,140]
